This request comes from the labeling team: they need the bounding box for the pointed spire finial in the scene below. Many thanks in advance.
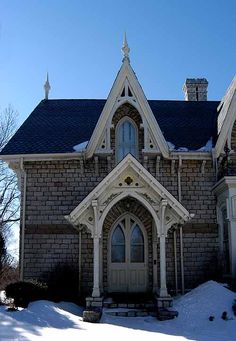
[44,72,51,100]
[122,32,130,62]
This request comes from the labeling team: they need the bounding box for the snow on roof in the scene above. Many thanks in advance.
[167,141,175,151]
[168,138,213,152]
[73,141,88,152]
[197,137,213,152]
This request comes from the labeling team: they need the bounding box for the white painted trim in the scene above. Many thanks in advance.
[20,158,26,280]
[212,176,236,195]
[108,213,148,292]
[0,152,83,162]
[215,76,236,157]
[86,59,170,159]
[170,152,212,160]
[68,154,190,226]
[108,213,148,264]
[115,116,138,163]
[98,190,160,236]
[0,150,213,164]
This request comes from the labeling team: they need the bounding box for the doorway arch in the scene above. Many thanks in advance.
[108,213,148,292]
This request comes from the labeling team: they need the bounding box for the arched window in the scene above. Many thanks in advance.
[130,224,144,263]
[111,225,125,263]
[117,119,137,162]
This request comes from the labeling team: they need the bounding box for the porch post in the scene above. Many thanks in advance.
[159,199,168,297]
[152,222,158,293]
[92,200,100,297]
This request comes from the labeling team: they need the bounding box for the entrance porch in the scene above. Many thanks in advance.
[66,154,191,308]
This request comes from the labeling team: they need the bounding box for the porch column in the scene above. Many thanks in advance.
[152,223,158,293]
[159,199,168,297]
[92,200,101,297]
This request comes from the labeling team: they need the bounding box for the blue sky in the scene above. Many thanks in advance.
[0,0,235,126]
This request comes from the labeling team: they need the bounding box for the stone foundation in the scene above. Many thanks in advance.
[86,296,104,308]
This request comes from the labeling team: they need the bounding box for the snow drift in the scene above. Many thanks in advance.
[0,281,235,341]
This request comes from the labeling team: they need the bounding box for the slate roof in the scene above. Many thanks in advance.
[0,99,220,155]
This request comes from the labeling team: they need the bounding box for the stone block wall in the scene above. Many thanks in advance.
[183,224,218,289]
[24,158,108,225]
[148,158,216,224]
[24,226,79,281]
[80,229,93,295]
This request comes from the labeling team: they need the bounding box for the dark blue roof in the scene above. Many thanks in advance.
[0,99,220,155]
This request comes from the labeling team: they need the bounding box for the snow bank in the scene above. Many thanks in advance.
[0,281,235,341]
[174,281,235,320]
[73,141,88,152]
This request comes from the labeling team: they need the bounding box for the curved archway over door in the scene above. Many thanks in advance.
[108,214,148,293]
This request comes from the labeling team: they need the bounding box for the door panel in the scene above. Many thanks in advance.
[110,268,127,292]
[108,215,148,292]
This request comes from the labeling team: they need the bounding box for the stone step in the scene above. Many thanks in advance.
[103,301,155,309]
[157,308,178,321]
[103,308,156,317]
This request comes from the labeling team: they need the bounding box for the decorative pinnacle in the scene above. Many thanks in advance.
[44,72,51,100]
[122,32,130,61]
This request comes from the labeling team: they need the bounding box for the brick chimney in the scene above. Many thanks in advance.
[183,78,208,101]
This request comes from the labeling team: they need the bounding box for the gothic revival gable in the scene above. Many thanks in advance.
[215,76,236,156]
[86,38,169,160]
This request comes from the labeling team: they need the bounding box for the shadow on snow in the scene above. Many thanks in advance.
[0,300,84,340]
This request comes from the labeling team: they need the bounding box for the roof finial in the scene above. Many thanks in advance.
[44,72,51,100]
[122,32,130,62]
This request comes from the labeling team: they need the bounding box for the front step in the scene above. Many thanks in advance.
[103,307,156,317]
[103,297,156,317]
[103,301,155,309]
[103,295,155,308]
[157,308,178,321]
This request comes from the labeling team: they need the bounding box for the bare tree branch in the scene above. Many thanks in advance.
[0,106,20,287]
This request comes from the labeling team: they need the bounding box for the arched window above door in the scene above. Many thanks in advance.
[116,118,138,162]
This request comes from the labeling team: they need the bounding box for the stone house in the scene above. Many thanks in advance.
[1,38,236,308]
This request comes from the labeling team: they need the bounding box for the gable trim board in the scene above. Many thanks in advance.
[215,76,236,157]
[66,153,191,238]
[1,151,213,166]
[86,59,170,159]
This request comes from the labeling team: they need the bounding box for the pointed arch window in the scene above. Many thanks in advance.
[111,225,125,263]
[130,224,144,263]
[116,118,138,162]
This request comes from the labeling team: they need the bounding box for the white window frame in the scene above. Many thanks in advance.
[115,116,138,163]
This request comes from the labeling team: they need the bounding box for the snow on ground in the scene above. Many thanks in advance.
[0,281,235,341]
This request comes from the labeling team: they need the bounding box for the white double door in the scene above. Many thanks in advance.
[108,214,148,293]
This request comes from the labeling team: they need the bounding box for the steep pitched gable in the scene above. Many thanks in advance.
[66,154,190,237]
[215,76,236,157]
[86,53,169,159]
